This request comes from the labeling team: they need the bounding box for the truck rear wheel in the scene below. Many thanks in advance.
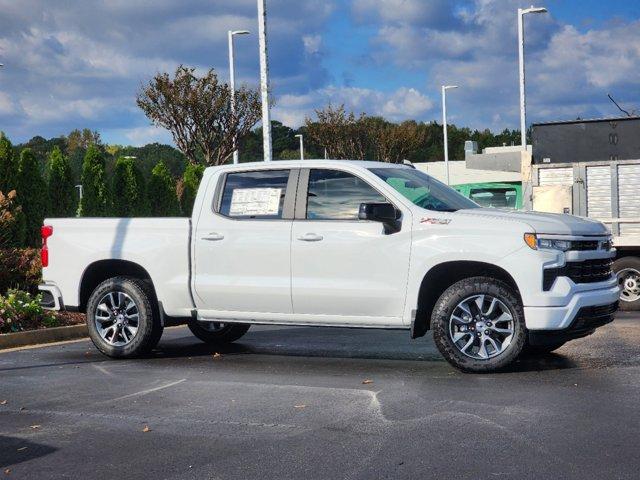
[188,320,250,345]
[86,277,163,358]
[431,276,526,373]
[613,256,640,311]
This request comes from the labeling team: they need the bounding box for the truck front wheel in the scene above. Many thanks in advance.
[613,256,640,311]
[431,276,526,373]
[187,320,250,345]
[86,277,163,358]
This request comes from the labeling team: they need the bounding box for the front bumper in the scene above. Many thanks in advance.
[524,280,620,330]
[528,302,618,346]
[38,284,64,311]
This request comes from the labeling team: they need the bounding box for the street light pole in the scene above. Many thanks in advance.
[228,30,250,164]
[257,0,272,162]
[518,5,547,149]
[295,134,304,160]
[441,85,458,185]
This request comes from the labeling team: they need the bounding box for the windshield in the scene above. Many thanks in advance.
[369,167,479,212]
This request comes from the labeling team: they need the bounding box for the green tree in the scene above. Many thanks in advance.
[179,163,204,216]
[0,190,26,248]
[47,146,76,217]
[0,133,16,193]
[112,157,147,217]
[15,148,47,247]
[148,161,179,216]
[79,145,109,217]
[137,65,261,166]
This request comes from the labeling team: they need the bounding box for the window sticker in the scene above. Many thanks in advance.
[228,188,282,216]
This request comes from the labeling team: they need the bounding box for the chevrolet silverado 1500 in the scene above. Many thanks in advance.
[39,160,619,372]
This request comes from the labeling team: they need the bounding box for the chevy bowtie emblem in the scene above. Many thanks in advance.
[420,217,451,225]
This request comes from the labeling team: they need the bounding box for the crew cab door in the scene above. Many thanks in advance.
[291,168,412,325]
[193,168,297,316]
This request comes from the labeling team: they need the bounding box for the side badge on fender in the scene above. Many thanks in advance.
[420,217,451,225]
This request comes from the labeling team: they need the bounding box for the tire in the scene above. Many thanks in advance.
[187,319,250,345]
[431,276,526,373]
[86,276,163,358]
[613,256,640,311]
[522,341,566,355]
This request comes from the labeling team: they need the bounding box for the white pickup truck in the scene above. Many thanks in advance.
[39,160,619,372]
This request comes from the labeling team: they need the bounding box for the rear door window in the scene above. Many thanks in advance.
[219,169,290,219]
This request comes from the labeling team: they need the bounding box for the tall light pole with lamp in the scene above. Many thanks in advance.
[257,0,272,162]
[228,29,250,164]
[518,5,547,149]
[441,85,458,185]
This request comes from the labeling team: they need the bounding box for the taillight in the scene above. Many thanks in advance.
[41,225,53,267]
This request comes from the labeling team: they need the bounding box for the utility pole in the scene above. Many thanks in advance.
[257,0,272,162]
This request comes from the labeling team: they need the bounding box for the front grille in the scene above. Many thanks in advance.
[569,240,600,251]
[570,302,618,331]
[543,258,613,290]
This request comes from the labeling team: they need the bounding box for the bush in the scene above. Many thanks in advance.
[112,156,148,216]
[16,148,47,247]
[0,190,26,248]
[0,248,41,295]
[0,289,58,333]
[148,161,180,216]
[0,133,16,194]
[79,145,109,217]
[47,146,77,217]
[179,163,204,215]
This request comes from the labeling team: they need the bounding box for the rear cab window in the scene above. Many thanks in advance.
[218,169,290,219]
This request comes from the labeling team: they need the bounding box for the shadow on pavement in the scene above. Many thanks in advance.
[0,436,57,468]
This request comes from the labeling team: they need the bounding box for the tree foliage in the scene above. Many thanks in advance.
[0,190,26,248]
[137,65,262,166]
[148,161,180,216]
[16,149,47,247]
[79,145,109,217]
[178,163,205,216]
[47,146,77,217]
[0,133,16,193]
[112,157,147,217]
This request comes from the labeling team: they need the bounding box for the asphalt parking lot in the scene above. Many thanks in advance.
[1,312,639,480]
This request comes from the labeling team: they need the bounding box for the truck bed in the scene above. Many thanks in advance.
[42,217,193,316]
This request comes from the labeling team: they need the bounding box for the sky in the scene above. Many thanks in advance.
[0,0,639,146]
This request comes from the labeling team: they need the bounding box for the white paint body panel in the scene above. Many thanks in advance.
[42,160,619,334]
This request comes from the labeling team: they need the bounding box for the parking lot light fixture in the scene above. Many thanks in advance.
[518,5,548,149]
[295,134,304,160]
[441,85,459,185]
[228,30,251,164]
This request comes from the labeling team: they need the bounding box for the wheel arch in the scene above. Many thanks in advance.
[78,259,157,313]
[411,260,521,339]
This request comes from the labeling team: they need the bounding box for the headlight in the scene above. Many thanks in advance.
[537,238,571,251]
[523,233,571,251]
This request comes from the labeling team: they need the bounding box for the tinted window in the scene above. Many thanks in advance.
[219,170,289,219]
[470,188,517,208]
[370,167,478,212]
[306,169,387,220]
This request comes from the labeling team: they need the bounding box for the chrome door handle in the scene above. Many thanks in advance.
[297,233,323,242]
[201,232,224,241]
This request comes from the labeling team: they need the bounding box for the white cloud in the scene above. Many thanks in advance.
[123,125,173,146]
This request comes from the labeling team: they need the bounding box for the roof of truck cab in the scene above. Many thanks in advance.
[211,159,411,170]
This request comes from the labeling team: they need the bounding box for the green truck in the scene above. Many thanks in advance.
[453,182,523,210]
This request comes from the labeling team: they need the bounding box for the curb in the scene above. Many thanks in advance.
[0,324,88,350]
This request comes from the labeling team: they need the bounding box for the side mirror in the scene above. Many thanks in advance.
[358,202,401,234]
